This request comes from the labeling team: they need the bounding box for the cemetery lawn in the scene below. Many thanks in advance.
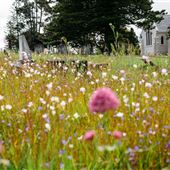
[0,53,169,170]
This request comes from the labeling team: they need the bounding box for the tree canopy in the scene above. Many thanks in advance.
[44,0,165,54]
[6,0,166,54]
[6,0,54,50]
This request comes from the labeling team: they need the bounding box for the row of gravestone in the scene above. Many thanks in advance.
[6,35,155,71]
[10,35,106,70]
[45,44,94,55]
[12,35,94,67]
[46,59,109,73]
[47,59,88,72]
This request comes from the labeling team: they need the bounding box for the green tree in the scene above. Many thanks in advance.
[45,0,166,54]
[44,0,90,47]
[6,0,53,50]
[5,21,18,50]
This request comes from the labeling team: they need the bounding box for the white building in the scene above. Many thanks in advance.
[141,15,170,55]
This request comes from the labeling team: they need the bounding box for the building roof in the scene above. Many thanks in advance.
[156,15,170,32]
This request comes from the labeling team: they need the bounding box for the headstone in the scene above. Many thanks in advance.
[44,48,49,54]
[34,43,44,54]
[12,35,32,68]
[19,35,32,61]
[81,44,93,55]
[58,44,68,54]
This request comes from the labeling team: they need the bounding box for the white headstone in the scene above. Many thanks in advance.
[19,35,32,61]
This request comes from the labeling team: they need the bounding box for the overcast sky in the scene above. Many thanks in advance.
[0,0,170,49]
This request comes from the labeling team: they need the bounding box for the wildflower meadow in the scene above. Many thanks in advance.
[0,52,169,170]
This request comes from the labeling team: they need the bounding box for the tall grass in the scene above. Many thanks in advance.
[0,52,169,169]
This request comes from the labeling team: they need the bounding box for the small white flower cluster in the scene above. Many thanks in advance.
[87,71,92,78]
[1,105,12,111]
[0,95,4,101]
[40,98,46,105]
[60,101,66,108]
[112,75,118,80]
[161,69,168,76]
[51,96,60,103]
[46,82,53,90]
[80,87,86,93]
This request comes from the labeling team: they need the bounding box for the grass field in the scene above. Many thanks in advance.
[0,52,169,170]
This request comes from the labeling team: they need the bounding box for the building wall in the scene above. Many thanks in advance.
[168,39,170,54]
[141,29,157,55]
[155,33,168,55]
